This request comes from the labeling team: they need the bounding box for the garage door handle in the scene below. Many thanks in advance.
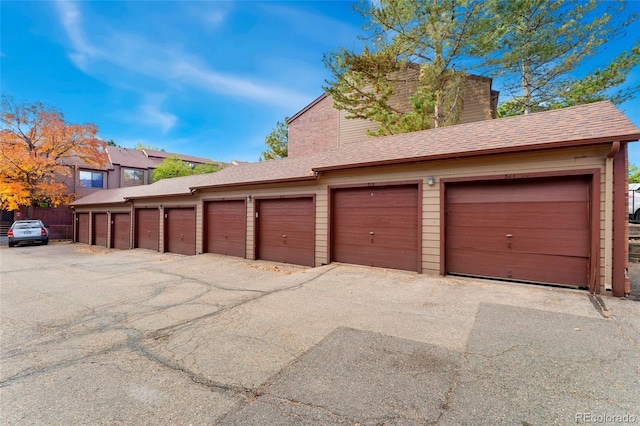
[283,234,287,238]
[506,234,513,238]
[369,232,374,235]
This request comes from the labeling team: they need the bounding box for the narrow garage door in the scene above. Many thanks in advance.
[136,209,159,251]
[332,185,420,272]
[256,198,314,267]
[77,213,89,244]
[165,208,196,256]
[92,213,108,247]
[445,176,590,288]
[205,200,246,257]
[111,213,131,250]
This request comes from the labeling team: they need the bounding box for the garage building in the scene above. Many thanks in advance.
[71,102,640,296]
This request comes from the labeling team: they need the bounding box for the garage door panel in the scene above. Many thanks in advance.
[136,209,159,251]
[447,201,589,229]
[166,208,195,256]
[258,244,314,265]
[333,243,418,271]
[332,185,419,272]
[446,227,590,257]
[93,213,108,247]
[257,198,314,267]
[77,213,89,244]
[447,179,588,203]
[445,176,591,288]
[335,212,418,227]
[206,200,246,258]
[112,213,131,250]
[447,248,588,287]
[334,230,419,249]
[334,187,419,207]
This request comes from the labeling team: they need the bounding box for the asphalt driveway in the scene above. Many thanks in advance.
[1,243,639,424]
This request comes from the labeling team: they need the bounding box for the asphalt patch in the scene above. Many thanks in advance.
[439,303,640,425]
[220,327,461,425]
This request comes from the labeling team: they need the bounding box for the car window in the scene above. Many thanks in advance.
[14,221,42,229]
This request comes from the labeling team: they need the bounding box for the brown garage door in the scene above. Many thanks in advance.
[136,209,159,251]
[256,198,314,267]
[77,213,89,244]
[165,208,196,256]
[331,185,420,272]
[92,213,108,247]
[445,176,590,288]
[111,213,131,250]
[205,200,246,257]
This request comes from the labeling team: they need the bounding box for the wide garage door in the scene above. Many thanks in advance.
[445,176,590,288]
[92,213,108,247]
[77,213,89,244]
[331,185,420,272]
[256,197,314,267]
[136,209,159,251]
[205,200,245,257]
[111,213,131,250]
[165,208,196,256]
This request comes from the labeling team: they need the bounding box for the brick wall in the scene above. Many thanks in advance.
[288,96,338,158]
[15,205,74,240]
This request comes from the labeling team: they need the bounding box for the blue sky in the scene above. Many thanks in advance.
[1,1,639,164]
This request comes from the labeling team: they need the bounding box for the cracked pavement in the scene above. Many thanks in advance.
[1,243,639,424]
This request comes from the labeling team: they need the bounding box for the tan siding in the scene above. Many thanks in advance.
[338,110,379,147]
[247,201,254,260]
[460,78,492,124]
[196,202,203,254]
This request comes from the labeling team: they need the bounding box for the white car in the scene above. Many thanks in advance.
[7,220,49,247]
[630,183,640,222]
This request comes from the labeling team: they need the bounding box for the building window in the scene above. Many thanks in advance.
[79,171,104,188]
[123,169,145,186]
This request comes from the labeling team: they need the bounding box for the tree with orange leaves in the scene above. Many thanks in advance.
[0,96,108,213]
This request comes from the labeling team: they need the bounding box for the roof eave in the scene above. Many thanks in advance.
[191,174,318,191]
[287,93,329,124]
[124,192,193,201]
[312,134,640,173]
[70,200,130,207]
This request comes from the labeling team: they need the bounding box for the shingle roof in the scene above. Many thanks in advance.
[144,149,218,165]
[71,101,640,207]
[71,173,214,206]
[106,147,218,169]
[311,101,640,171]
[107,147,158,169]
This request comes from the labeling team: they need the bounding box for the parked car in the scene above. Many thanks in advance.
[7,220,49,247]
[630,183,640,222]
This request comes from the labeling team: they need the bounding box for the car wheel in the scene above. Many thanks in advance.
[42,239,49,245]
[8,241,15,248]
[634,210,640,223]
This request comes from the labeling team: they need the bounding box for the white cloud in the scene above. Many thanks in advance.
[137,96,178,134]
[204,9,227,28]
[53,1,99,71]
[53,0,311,108]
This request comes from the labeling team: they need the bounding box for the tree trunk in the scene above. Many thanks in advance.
[522,58,532,114]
